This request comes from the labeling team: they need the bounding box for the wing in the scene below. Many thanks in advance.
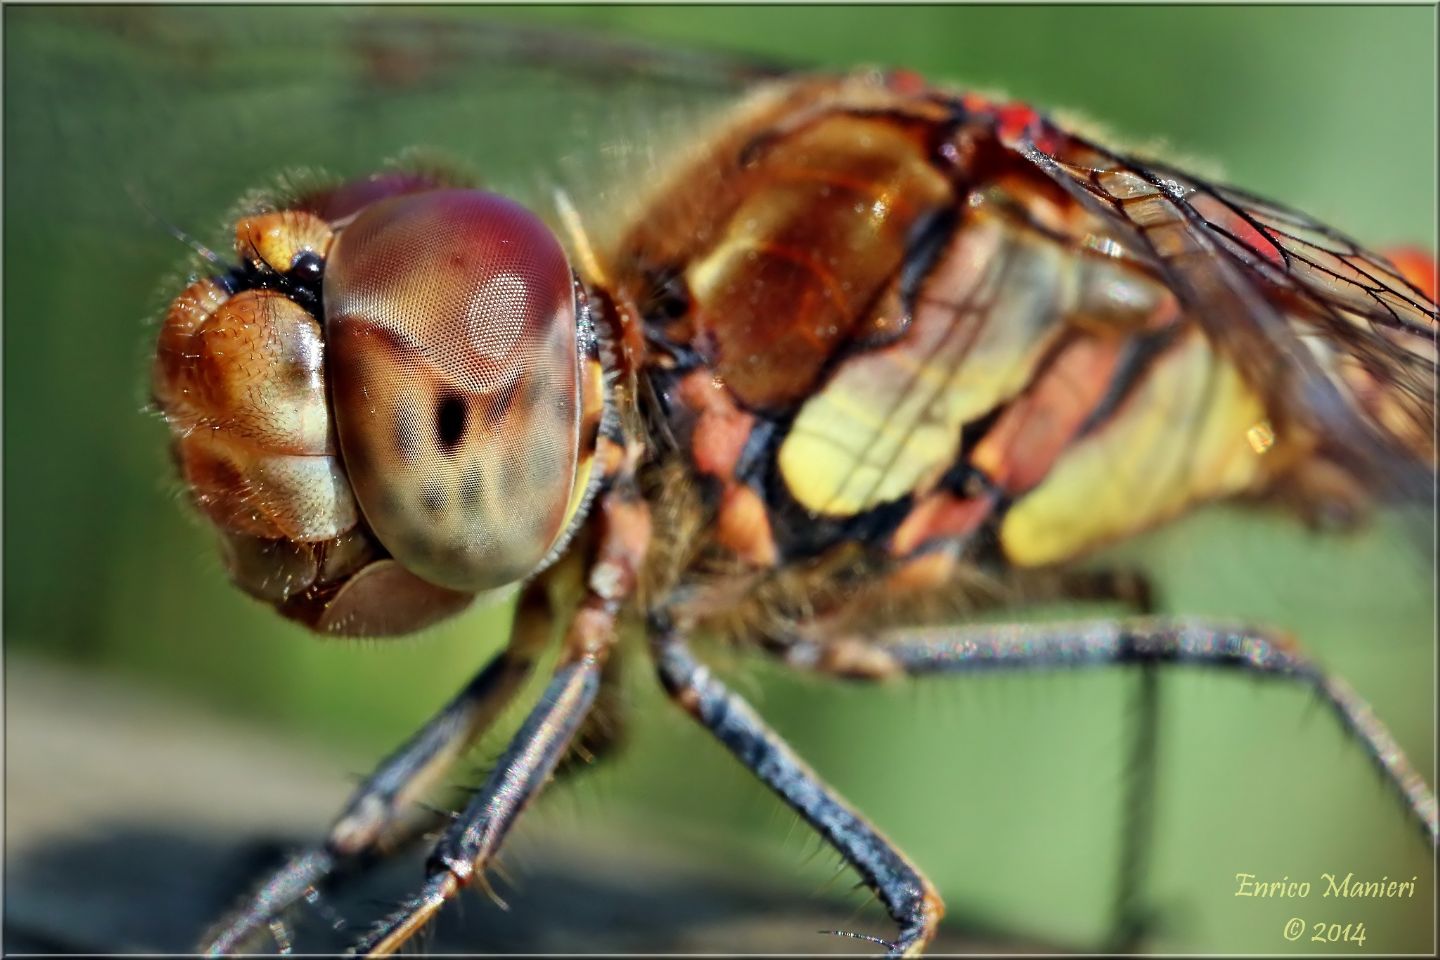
[15,6,793,262]
[998,116,1437,502]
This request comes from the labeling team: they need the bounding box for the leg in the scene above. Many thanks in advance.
[198,583,554,955]
[913,560,1165,944]
[651,619,944,958]
[1108,663,1160,953]
[352,652,605,955]
[1045,567,1163,950]
[553,647,630,780]
[350,489,652,956]
[988,567,1164,950]
[779,617,1437,842]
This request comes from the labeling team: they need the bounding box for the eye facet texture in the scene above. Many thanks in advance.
[325,190,581,592]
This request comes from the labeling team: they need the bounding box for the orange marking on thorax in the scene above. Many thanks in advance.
[890,493,992,557]
[885,549,959,593]
[972,335,1128,495]
[714,484,779,568]
[676,369,756,480]
[750,240,852,324]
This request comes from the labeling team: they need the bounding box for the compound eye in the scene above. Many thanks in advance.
[324,189,580,592]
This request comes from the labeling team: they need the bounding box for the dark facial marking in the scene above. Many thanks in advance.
[435,393,468,452]
[459,465,485,509]
[420,479,447,516]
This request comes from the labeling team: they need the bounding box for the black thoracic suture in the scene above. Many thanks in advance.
[640,263,692,324]
[893,204,960,335]
[1074,325,1180,440]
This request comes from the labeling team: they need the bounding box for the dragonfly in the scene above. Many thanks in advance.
[46,6,1427,956]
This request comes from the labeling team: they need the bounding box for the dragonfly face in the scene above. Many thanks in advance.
[153,179,611,632]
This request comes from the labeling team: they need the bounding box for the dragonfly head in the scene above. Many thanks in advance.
[152,177,602,635]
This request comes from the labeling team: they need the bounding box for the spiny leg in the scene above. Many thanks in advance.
[553,646,630,781]
[1048,569,1163,950]
[204,665,635,956]
[351,489,651,957]
[1050,567,1164,951]
[780,616,1438,843]
[1108,663,1161,953]
[198,584,554,956]
[350,650,604,956]
[785,561,1167,948]
[651,619,944,958]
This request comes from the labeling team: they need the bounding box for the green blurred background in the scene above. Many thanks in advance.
[5,5,1435,953]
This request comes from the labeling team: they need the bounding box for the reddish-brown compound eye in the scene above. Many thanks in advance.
[324,189,581,592]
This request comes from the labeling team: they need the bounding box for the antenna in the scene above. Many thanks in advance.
[125,182,225,266]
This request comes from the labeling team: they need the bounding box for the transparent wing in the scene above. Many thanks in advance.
[15,6,785,257]
[1005,121,1437,499]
